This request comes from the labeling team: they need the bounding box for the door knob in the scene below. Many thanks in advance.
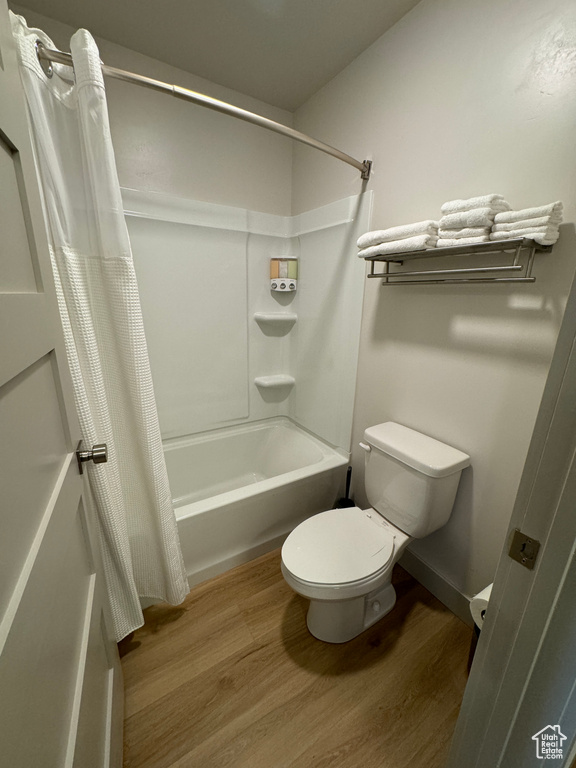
[76,441,108,474]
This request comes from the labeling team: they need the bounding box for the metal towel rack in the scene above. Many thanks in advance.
[364,238,553,286]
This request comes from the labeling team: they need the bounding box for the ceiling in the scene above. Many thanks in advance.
[15,0,422,111]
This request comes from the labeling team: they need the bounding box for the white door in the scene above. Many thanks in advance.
[447,268,576,764]
[0,4,122,767]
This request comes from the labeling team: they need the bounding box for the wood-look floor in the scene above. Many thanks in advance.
[120,550,472,768]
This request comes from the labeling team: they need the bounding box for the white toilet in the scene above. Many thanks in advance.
[281,422,470,643]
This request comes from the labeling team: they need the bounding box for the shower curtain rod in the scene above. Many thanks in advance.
[35,41,372,180]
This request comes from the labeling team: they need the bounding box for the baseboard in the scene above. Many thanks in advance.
[400,549,473,627]
[186,533,289,589]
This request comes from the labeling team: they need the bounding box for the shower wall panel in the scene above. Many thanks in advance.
[128,216,249,438]
[287,192,370,452]
[289,205,370,451]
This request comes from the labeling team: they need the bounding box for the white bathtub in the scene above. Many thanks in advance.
[164,417,348,586]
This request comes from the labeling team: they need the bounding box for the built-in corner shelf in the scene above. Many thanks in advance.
[363,238,553,286]
[254,375,295,389]
[254,312,298,329]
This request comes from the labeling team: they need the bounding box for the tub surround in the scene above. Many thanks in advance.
[127,187,371,452]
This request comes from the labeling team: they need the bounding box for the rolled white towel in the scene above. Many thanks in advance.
[357,220,438,249]
[437,236,491,247]
[490,226,559,246]
[440,208,497,229]
[438,227,489,239]
[441,194,510,215]
[357,234,438,258]
[492,215,562,232]
[494,202,563,224]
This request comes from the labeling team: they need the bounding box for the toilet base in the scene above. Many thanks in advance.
[306,581,397,643]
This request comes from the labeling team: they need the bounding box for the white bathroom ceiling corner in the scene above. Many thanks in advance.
[12,0,423,110]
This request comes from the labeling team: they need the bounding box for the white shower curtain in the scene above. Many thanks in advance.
[11,14,189,641]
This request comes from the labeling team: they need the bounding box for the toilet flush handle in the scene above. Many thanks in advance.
[359,442,372,453]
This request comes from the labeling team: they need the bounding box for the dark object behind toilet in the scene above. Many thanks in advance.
[335,466,355,508]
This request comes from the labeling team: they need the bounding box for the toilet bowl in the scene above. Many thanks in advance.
[281,422,470,643]
[281,506,410,642]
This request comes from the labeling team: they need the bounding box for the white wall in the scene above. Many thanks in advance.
[11,4,293,215]
[292,0,576,607]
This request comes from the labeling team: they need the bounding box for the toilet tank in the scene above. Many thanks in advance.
[363,422,470,538]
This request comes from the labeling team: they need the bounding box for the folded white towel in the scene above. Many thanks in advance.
[437,236,491,247]
[494,202,563,224]
[441,195,510,215]
[492,224,559,237]
[357,220,438,250]
[358,234,438,258]
[492,215,562,232]
[438,227,489,239]
[440,208,497,229]
[490,226,559,246]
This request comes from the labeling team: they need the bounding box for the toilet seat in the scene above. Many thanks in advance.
[282,507,396,587]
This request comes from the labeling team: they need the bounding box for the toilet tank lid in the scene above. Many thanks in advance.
[364,422,470,478]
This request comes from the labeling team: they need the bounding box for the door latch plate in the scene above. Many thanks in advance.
[508,528,540,570]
